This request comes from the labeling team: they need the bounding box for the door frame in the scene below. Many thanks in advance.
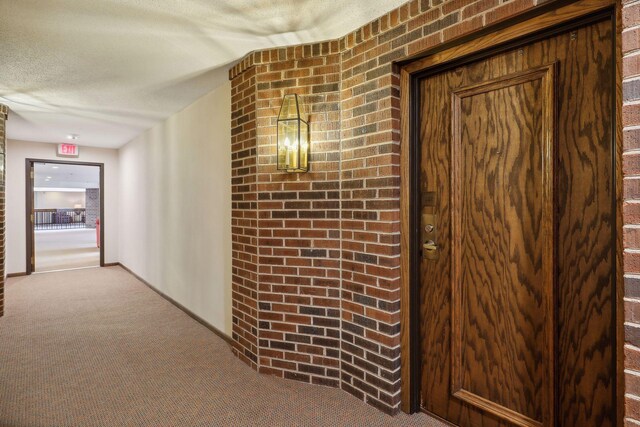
[398,0,623,423]
[25,158,105,274]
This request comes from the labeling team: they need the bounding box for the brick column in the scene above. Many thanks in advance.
[252,44,343,386]
[230,62,260,368]
[0,104,7,318]
[622,1,640,423]
[85,188,100,229]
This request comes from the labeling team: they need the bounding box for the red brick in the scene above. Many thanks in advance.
[625,128,640,151]
[626,152,640,175]
[624,3,640,29]
[462,0,499,19]
[624,27,640,54]
[485,0,535,25]
[627,300,640,323]
[625,54,640,79]
[625,226,640,248]
[627,179,640,200]
[443,15,484,40]
[626,345,640,372]
[627,251,640,274]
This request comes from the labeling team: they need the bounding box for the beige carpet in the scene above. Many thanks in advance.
[0,266,444,427]
[35,229,100,272]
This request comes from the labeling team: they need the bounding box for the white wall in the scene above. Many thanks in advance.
[35,190,85,209]
[6,140,119,273]
[118,82,232,336]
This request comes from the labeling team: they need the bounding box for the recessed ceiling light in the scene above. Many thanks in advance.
[46,176,52,179]
[52,166,59,169]
[67,134,79,140]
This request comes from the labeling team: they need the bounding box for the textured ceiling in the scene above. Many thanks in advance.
[0,0,408,148]
[34,162,100,188]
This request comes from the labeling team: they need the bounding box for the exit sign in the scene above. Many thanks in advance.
[57,143,79,157]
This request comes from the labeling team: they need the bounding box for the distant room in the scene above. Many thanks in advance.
[31,162,101,272]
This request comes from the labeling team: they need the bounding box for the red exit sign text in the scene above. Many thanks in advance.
[57,143,79,157]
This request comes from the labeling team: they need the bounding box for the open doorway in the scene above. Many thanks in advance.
[25,159,104,273]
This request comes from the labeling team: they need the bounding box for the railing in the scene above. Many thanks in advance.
[34,208,86,230]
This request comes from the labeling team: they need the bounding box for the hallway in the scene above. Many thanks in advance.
[0,267,443,427]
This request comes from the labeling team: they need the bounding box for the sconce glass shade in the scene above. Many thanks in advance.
[277,94,309,172]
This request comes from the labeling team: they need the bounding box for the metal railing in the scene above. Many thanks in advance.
[34,208,86,230]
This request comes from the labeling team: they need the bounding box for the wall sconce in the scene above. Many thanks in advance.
[277,94,309,172]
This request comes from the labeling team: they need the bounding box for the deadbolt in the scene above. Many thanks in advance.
[421,213,438,260]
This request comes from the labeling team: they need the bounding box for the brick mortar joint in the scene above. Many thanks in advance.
[229,40,341,81]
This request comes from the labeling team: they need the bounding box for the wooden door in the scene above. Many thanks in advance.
[418,19,614,427]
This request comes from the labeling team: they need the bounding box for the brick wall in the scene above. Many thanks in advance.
[0,104,6,318]
[623,1,640,424]
[231,64,259,369]
[253,43,343,386]
[230,0,624,417]
[85,188,100,229]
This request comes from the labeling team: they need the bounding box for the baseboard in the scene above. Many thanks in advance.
[102,262,119,267]
[116,263,233,347]
[6,272,27,278]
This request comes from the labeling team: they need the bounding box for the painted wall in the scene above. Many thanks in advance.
[118,82,232,336]
[34,191,85,209]
[6,139,119,273]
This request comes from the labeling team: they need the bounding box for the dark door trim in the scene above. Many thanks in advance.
[398,0,622,424]
[25,158,105,274]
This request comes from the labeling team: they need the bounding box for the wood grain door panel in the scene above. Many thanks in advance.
[417,19,614,427]
[450,66,556,427]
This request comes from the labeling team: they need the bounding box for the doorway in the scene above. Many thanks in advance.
[26,159,105,273]
[400,7,618,427]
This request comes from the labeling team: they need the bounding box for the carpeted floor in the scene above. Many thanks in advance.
[0,266,444,427]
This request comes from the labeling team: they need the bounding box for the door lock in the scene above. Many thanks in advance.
[423,240,438,252]
[421,213,439,260]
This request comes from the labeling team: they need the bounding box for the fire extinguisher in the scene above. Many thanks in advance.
[96,218,100,248]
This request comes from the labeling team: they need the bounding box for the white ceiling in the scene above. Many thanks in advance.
[34,162,100,189]
[0,0,408,149]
